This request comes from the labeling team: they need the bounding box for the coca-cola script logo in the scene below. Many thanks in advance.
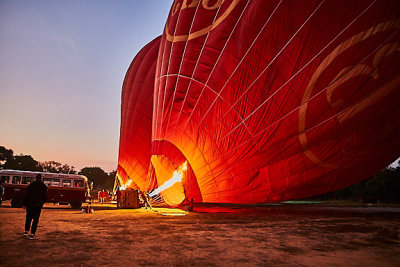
[165,0,240,42]
[299,20,400,169]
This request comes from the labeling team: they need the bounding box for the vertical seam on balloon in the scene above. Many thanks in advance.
[158,2,192,142]
[153,3,176,141]
[154,3,184,142]
[195,0,284,129]
[153,45,167,140]
[162,2,210,142]
[180,0,252,132]
[152,3,176,143]
[168,0,251,140]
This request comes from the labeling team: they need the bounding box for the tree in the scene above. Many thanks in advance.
[312,162,400,203]
[107,170,117,189]
[40,161,62,173]
[0,146,14,168]
[3,154,42,171]
[40,161,76,174]
[59,164,76,174]
[79,167,111,190]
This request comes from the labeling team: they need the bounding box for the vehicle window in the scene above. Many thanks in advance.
[1,176,10,184]
[74,180,84,187]
[62,180,72,187]
[22,177,35,184]
[43,178,52,186]
[12,176,21,184]
[51,179,60,186]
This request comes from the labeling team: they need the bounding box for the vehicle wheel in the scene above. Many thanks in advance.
[70,200,82,209]
[11,196,23,208]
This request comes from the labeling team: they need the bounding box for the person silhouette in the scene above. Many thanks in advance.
[23,174,47,240]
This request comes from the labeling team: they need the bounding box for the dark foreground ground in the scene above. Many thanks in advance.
[0,201,399,266]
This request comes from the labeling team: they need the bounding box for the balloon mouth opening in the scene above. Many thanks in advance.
[151,140,202,206]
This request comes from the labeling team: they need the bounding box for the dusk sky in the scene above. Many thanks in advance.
[0,0,173,172]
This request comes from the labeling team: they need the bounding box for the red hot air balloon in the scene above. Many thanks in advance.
[149,0,400,206]
[117,1,400,206]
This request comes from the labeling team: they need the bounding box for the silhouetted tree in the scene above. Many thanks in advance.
[0,146,14,168]
[40,161,62,173]
[59,164,76,174]
[107,170,117,189]
[312,161,400,203]
[364,164,400,203]
[3,154,42,171]
[40,161,76,174]
[79,167,111,190]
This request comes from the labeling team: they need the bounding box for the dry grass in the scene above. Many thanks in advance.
[0,201,399,266]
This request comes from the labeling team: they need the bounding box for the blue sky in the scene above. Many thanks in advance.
[0,0,172,172]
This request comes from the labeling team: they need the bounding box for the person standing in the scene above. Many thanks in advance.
[23,174,47,240]
[0,184,3,207]
[99,190,105,203]
[116,189,122,208]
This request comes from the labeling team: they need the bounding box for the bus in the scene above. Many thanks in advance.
[0,169,92,209]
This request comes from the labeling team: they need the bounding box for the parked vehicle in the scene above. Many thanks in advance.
[0,169,91,209]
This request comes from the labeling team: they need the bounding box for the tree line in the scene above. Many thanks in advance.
[0,146,114,190]
[312,163,400,203]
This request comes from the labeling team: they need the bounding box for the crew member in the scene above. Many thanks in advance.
[116,189,122,208]
[23,174,47,240]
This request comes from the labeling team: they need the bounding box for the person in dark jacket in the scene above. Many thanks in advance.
[0,184,3,206]
[23,174,47,239]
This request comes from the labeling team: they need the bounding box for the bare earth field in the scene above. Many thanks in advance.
[0,201,399,266]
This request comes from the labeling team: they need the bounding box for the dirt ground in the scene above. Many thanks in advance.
[0,201,399,266]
